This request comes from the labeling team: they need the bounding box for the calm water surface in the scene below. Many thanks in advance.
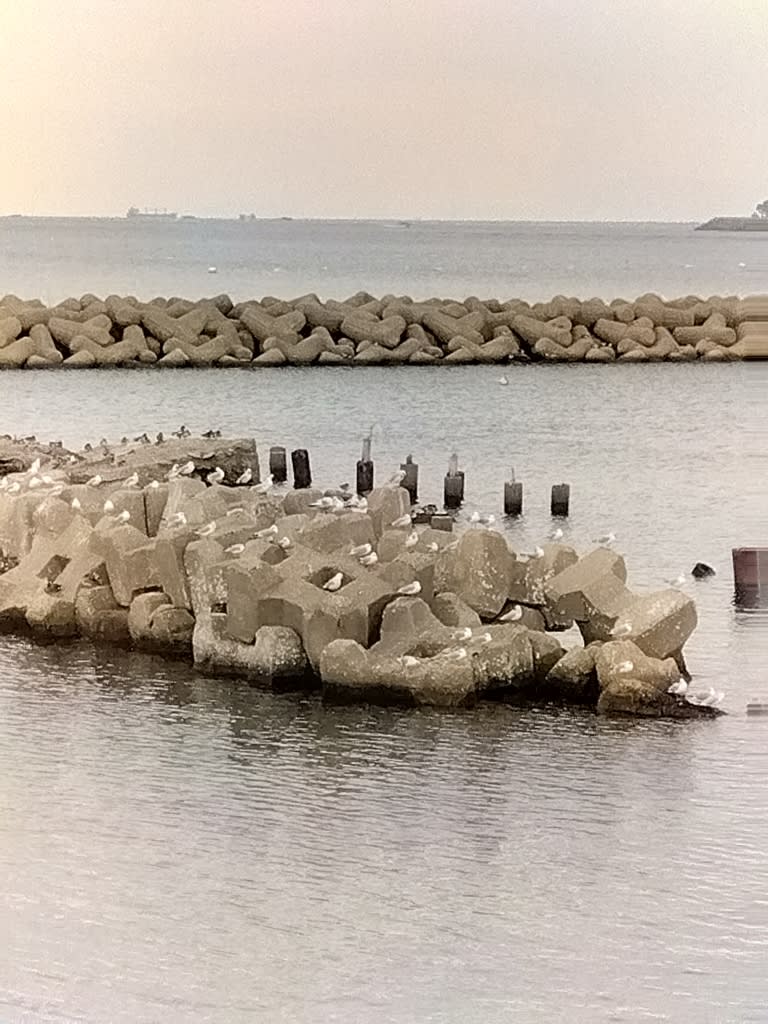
[0,219,767,1022]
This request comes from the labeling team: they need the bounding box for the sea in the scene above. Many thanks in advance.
[0,218,767,1024]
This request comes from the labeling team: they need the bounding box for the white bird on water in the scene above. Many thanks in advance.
[550,527,564,541]
[123,472,139,488]
[390,513,412,529]
[197,521,217,537]
[85,474,103,487]
[350,542,372,557]
[404,531,419,549]
[359,552,379,567]
[668,679,688,696]
[666,573,686,589]
[323,572,344,592]
[687,687,724,707]
[500,604,523,622]
[497,376,509,386]
[397,581,422,596]
[236,468,253,486]
[594,532,616,546]
[207,467,225,485]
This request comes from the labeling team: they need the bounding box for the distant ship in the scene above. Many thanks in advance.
[126,207,178,220]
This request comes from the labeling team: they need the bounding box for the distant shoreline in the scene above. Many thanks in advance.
[696,217,768,232]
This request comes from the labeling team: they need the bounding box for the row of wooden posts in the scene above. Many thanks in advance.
[266,444,571,517]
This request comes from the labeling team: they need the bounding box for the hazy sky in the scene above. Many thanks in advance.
[1,0,766,220]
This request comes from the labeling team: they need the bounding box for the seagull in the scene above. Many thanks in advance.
[323,572,344,592]
[197,521,217,537]
[472,632,492,644]
[225,543,245,555]
[178,461,195,477]
[399,655,420,668]
[500,604,523,622]
[206,467,225,485]
[594,532,616,546]
[617,660,634,674]
[397,581,422,596]
[687,686,724,707]
[7,481,20,494]
[668,679,688,696]
[70,497,81,509]
[525,545,545,559]
[390,513,412,529]
[236,468,253,486]
[254,474,273,493]
[404,531,419,549]
[443,647,468,661]
[277,536,292,549]
[167,463,181,479]
[29,458,41,475]
[611,622,633,638]
[427,542,439,552]
[387,470,406,487]
[123,472,139,488]
[226,507,245,516]
[470,511,496,526]
[116,510,131,523]
[256,524,278,538]
[168,512,187,527]
[666,574,686,589]
[310,496,336,509]
[103,499,115,513]
[497,376,509,386]
[451,627,472,642]
[148,480,160,490]
[28,477,42,489]
[85,474,103,487]
[359,552,379,566]
[350,542,372,557]
[345,494,368,510]
[550,527,564,541]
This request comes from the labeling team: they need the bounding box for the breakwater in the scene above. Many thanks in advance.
[0,291,765,367]
[0,434,721,718]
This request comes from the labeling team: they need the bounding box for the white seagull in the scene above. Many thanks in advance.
[103,499,115,513]
[397,581,422,596]
[206,467,225,485]
[236,468,253,486]
[444,647,468,661]
[225,543,245,555]
[178,461,195,477]
[85,474,103,487]
[359,552,379,567]
[550,527,564,541]
[123,472,139,488]
[404,531,419,549]
[611,622,633,638]
[168,512,187,527]
[254,474,273,493]
[594,532,616,546]
[116,510,131,523]
[277,536,292,549]
[452,627,473,641]
[390,513,412,529]
[70,497,81,509]
[197,521,217,537]
[500,604,523,622]
[323,572,344,592]
[350,542,372,557]
[668,679,688,696]
[256,524,278,538]
[497,376,509,386]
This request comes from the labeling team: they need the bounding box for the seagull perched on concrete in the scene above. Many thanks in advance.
[225,543,245,555]
[404,531,419,549]
[323,572,344,592]
[350,542,372,557]
[500,604,524,622]
[443,647,468,661]
[452,627,473,641]
[427,541,439,552]
[254,474,274,493]
[277,536,292,549]
[399,655,420,668]
[611,622,633,638]
[206,467,225,485]
[123,472,139,488]
[617,660,634,674]
[103,500,115,513]
[196,521,217,537]
[70,496,81,509]
[85,474,103,487]
[29,458,41,475]
[387,469,406,487]
[178,461,195,477]
[390,513,412,529]
[345,495,368,510]
[668,679,688,696]
[28,477,42,489]
[168,512,187,527]
[116,510,131,523]
[148,480,160,490]
[359,552,379,567]
[310,496,337,510]
[235,468,252,486]
[256,524,278,538]
[397,581,422,596]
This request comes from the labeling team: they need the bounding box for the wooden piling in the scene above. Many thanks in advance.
[400,454,419,505]
[504,481,523,516]
[443,454,465,509]
[550,483,570,517]
[269,445,287,483]
[732,547,768,608]
[291,448,312,489]
[356,460,374,496]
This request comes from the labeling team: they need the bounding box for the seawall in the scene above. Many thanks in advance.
[0,435,719,719]
[0,291,766,367]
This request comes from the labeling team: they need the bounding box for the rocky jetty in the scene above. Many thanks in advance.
[0,435,720,719]
[0,291,762,367]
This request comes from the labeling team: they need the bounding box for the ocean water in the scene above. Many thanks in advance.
[0,217,767,304]
[0,221,767,1023]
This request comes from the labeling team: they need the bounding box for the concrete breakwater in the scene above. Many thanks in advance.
[0,435,719,718]
[0,291,763,368]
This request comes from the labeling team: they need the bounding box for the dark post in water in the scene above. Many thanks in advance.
[269,445,288,484]
[356,435,374,496]
[291,448,312,490]
[551,483,570,517]
[504,470,523,516]
[444,452,465,509]
[400,454,419,505]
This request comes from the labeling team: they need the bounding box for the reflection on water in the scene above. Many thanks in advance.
[1,638,768,1023]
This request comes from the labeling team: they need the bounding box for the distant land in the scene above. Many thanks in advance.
[696,217,768,232]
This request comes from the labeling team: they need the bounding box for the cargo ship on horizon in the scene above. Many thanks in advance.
[126,207,178,220]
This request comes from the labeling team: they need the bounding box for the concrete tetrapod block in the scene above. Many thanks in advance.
[595,640,712,718]
[434,529,515,619]
[543,547,629,626]
[609,589,698,661]
[366,486,411,537]
[431,592,483,628]
[540,643,601,704]
[374,596,454,657]
[297,510,376,555]
[320,638,477,707]
[75,585,131,645]
[91,524,159,607]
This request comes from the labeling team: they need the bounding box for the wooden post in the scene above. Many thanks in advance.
[444,453,465,509]
[504,481,523,516]
[291,448,312,489]
[356,460,374,496]
[733,547,768,609]
[550,483,570,517]
[269,445,287,483]
[400,454,418,505]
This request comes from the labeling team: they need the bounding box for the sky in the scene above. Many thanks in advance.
[1,0,766,220]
